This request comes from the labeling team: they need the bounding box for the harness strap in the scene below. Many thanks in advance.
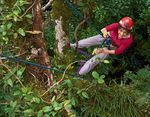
[100,37,111,49]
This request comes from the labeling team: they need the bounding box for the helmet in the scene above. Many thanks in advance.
[119,17,133,30]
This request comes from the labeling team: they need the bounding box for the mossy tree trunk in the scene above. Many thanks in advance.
[51,0,71,55]
[26,0,53,87]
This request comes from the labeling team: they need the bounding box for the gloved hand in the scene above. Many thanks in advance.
[101,28,108,38]
[103,31,108,38]
[92,48,103,55]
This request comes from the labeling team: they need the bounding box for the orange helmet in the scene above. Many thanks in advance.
[119,17,133,30]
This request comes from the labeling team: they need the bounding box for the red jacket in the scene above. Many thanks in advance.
[105,23,133,55]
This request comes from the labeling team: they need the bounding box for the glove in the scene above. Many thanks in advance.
[101,28,108,38]
[102,31,108,38]
[92,48,103,55]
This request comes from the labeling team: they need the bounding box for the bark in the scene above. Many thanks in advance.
[55,16,70,54]
[26,0,53,87]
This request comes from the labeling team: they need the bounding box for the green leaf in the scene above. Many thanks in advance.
[77,90,82,94]
[78,2,85,7]
[53,101,62,111]
[42,106,53,113]
[17,67,25,77]
[2,37,8,42]
[25,14,32,19]
[32,97,41,104]
[21,87,28,94]
[7,23,13,29]
[17,28,25,36]
[51,111,57,117]
[61,79,72,87]
[13,10,19,16]
[3,67,17,79]
[71,97,76,106]
[98,79,104,84]
[100,75,105,79]
[92,71,99,79]
[103,60,110,64]
[14,16,18,22]
[7,79,13,87]
[0,25,6,31]
[13,90,21,96]
[37,110,43,117]
[23,109,33,114]
[64,100,71,107]
[24,95,33,101]
[10,101,17,108]
[2,31,7,36]
[81,92,89,99]
[13,33,18,39]
[44,114,51,117]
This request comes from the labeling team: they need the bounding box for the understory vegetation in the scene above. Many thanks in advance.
[0,0,150,117]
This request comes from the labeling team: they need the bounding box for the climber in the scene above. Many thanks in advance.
[70,17,134,75]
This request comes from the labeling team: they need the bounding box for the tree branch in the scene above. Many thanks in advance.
[20,0,37,18]
[42,0,53,11]
[74,17,89,49]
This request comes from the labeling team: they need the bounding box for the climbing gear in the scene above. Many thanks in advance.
[92,48,104,55]
[102,31,109,38]
[99,36,111,49]
[119,17,133,30]
[0,54,84,79]
[76,36,111,75]
[64,0,100,33]
[77,48,92,60]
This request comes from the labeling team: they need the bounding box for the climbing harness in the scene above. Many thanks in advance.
[75,35,112,75]
[100,36,111,49]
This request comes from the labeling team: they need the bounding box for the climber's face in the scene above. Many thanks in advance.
[118,28,129,39]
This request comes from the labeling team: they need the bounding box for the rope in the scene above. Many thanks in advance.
[0,54,81,78]
[77,48,92,59]
[64,0,100,33]
[64,0,82,18]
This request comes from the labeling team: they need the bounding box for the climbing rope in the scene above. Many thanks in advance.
[64,0,100,33]
[0,54,83,78]
[64,0,83,18]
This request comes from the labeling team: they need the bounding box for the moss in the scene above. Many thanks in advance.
[51,0,72,33]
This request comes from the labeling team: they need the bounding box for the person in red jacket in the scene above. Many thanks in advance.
[70,17,133,75]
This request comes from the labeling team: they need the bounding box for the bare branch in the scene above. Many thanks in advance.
[74,17,89,49]
[42,0,53,11]
[20,0,37,18]
[0,61,25,88]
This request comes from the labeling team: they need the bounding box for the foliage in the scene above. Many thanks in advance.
[123,66,150,116]
[0,64,77,116]
[0,0,32,45]
[92,71,105,84]
[43,13,55,56]
[78,83,143,117]
[1,0,150,117]
[137,0,150,62]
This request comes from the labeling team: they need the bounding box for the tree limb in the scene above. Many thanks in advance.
[74,17,89,49]
[42,0,53,11]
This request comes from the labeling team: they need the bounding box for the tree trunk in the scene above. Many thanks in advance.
[26,0,53,87]
[51,0,71,55]
[55,16,70,54]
